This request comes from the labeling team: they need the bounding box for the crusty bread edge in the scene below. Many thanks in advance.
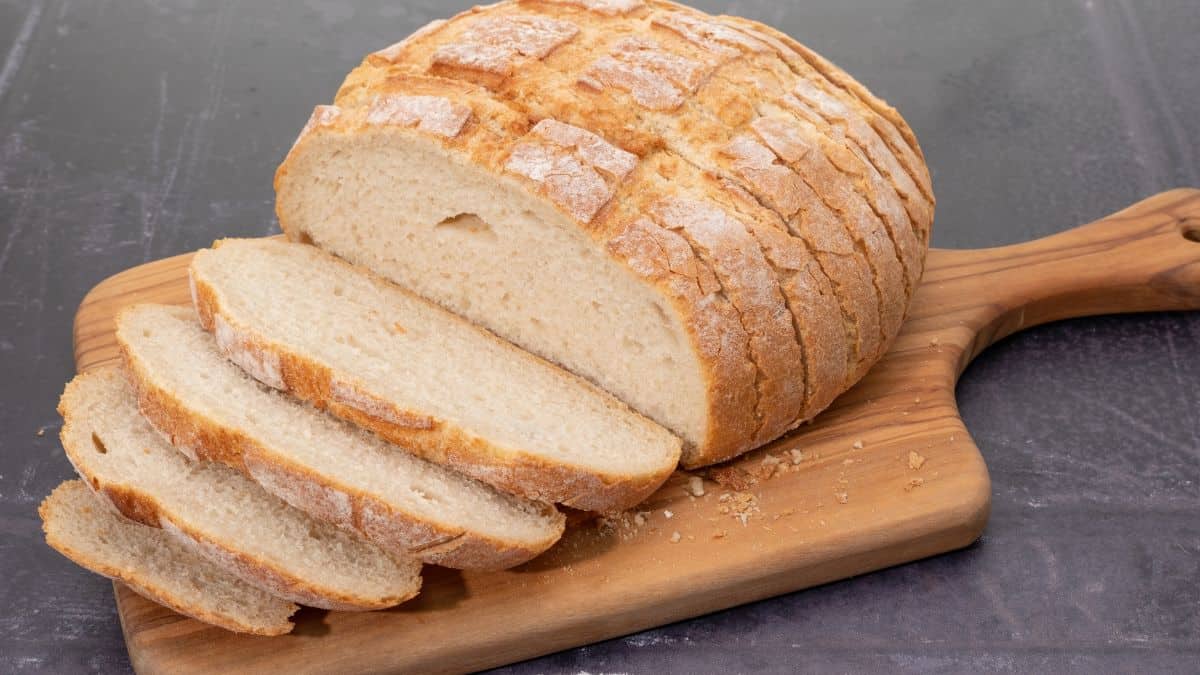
[115,309,566,570]
[40,480,298,636]
[57,369,421,611]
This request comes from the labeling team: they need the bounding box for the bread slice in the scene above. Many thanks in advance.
[189,238,681,513]
[41,480,298,635]
[117,303,565,569]
[59,368,421,610]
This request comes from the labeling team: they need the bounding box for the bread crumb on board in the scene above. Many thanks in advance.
[905,478,925,491]
[834,491,849,504]
[669,531,681,543]
[852,439,864,450]
[707,464,758,491]
[684,475,705,497]
[717,491,760,525]
[789,449,804,464]
[908,451,927,470]
[36,427,46,437]
[597,509,653,540]
[663,509,674,519]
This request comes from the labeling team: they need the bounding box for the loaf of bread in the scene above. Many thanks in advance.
[117,303,566,569]
[59,368,422,611]
[276,0,934,468]
[41,481,298,635]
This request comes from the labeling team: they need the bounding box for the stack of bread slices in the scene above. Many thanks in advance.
[41,0,931,635]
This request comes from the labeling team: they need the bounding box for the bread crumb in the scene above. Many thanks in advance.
[633,512,647,527]
[708,465,758,491]
[719,491,760,525]
[908,451,927,470]
[756,453,789,480]
[36,427,45,437]
[834,491,849,504]
[685,475,705,497]
[789,449,804,464]
[663,509,674,519]
[669,531,681,543]
[390,322,406,335]
[852,440,864,450]
[713,530,727,539]
[905,478,925,491]
[597,516,619,535]
[842,458,855,466]
[930,336,940,347]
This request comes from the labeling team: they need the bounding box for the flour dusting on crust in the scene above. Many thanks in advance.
[505,119,637,223]
[432,14,579,78]
[580,37,708,111]
[366,94,472,138]
[212,314,284,391]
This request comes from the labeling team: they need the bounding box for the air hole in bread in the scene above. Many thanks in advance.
[91,432,108,455]
[434,213,496,242]
[333,286,345,297]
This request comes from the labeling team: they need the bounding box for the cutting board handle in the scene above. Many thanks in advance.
[930,188,1200,358]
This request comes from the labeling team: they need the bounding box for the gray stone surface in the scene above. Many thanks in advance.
[1,0,1197,672]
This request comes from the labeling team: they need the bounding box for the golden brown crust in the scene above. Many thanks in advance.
[190,248,680,514]
[116,326,566,570]
[277,0,933,466]
[57,369,420,611]
[40,482,298,636]
[718,15,934,243]
[645,195,805,448]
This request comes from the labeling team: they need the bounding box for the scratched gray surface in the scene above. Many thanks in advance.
[1,0,1198,673]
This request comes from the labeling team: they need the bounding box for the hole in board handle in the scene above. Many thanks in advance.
[1183,225,1200,243]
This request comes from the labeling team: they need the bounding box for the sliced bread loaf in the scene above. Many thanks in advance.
[189,238,682,513]
[41,480,298,635]
[276,1,935,467]
[59,368,422,610]
[117,303,566,569]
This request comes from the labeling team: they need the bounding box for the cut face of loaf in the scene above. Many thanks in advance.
[189,238,682,513]
[117,303,565,569]
[275,0,934,467]
[40,480,298,636]
[58,368,422,611]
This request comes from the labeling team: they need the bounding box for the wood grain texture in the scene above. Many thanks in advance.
[71,189,1200,675]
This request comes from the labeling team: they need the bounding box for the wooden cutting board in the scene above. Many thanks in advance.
[71,189,1200,674]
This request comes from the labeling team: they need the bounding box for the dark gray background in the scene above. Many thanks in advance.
[1,0,1197,672]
